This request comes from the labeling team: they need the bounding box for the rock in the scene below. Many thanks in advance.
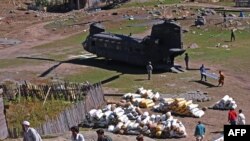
[221,45,229,48]
[182,29,189,33]
[9,10,15,13]
[188,43,199,49]
[210,9,217,15]
[202,107,207,111]
[52,28,56,31]
[192,31,196,34]
[195,16,206,26]
[129,16,134,20]
[216,43,221,47]
[228,14,236,17]
[236,21,242,26]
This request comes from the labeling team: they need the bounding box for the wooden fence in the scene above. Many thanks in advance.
[1,81,91,102]
[7,83,105,138]
[0,97,8,140]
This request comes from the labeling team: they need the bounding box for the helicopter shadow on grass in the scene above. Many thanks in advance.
[17,56,167,78]
[189,80,217,88]
[63,57,167,75]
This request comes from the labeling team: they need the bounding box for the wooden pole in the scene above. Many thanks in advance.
[18,84,21,103]
[43,87,51,107]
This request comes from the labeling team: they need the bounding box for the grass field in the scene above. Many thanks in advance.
[6,99,71,129]
[0,59,41,69]
[184,26,250,74]
[121,0,182,8]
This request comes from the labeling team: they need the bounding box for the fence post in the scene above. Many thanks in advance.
[43,87,51,107]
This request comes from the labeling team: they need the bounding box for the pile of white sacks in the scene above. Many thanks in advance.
[87,104,187,138]
[123,87,205,118]
[212,95,237,110]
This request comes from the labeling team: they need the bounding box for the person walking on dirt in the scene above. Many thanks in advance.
[217,70,225,87]
[184,53,189,70]
[96,129,112,141]
[238,109,246,125]
[228,108,237,125]
[231,29,236,42]
[146,61,153,80]
[22,121,42,141]
[200,64,207,81]
[70,126,85,141]
[194,121,206,141]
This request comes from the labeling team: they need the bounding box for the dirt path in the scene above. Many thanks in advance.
[0,22,85,59]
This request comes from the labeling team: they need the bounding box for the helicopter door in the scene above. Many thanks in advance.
[144,36,159,62]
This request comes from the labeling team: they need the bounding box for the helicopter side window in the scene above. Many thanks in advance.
[116,44,121,50]
[155,39,159,45]
[91,41,95,46]
[129,47,132,52]
[104,43,107,47]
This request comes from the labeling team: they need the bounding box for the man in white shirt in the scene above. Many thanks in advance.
[71,126,85,141]
[238,109,246,125]
[22,121,42,141]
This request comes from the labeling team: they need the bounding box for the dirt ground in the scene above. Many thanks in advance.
[1,0,250,141]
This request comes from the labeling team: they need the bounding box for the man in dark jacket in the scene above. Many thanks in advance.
[184,53,189,70]
[200,64,207,81]
[96,129,112,141]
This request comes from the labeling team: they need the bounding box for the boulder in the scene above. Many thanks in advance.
[188,43,199,49]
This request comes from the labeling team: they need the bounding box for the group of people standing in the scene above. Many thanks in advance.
[228,109,246,125]
[199,64,225,86]
[22,121,113,141]
[194,109,246,141]
[21,120,147,141]
[22,108,246,141]
[185,53,225,86]
[146,53,225,87]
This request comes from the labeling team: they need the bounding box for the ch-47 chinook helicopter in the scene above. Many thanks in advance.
[82,20,186,69]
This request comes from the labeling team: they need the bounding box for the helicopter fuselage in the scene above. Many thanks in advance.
[83,21,185,66]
